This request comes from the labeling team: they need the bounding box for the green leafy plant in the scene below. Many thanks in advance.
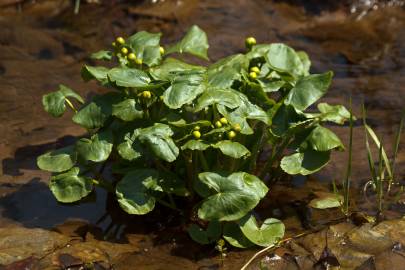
[37,25,350,248]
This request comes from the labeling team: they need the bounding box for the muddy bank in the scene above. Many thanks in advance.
[0,0,404,269]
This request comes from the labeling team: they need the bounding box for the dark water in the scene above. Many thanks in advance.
[0,0,404,269]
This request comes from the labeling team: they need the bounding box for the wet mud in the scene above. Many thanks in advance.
[0,0,404,269]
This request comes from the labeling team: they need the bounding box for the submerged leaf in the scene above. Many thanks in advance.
[309,192,343,209]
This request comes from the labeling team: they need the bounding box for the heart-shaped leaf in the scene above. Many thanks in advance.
[212,140,250,159]
[285,71,333,111]
[112,99,144,121]
[280,149,331,175]
[37,146,77,173]
[316,103,351,124]
[50,167,93,203]
[75,131,113,162]
[303,125,344,152]
[223,222,254,248]
[162,70,206,109]
[207,54,247,88]
[181,140,210,151]
[90,50,113,61]
[197,172,268,221]
[149,58,206,81]
[187,221,221,245]
[42,85,84,117]
[73,93,121,129]
[81,65,109,83]
[166,25,209,60]
[116,169,160,215]
[127,31,162,66]
[194,88,241,112]
[265,43,304,78]
[108,67,151,88]
[239,214,285,247]
[135,123,179,162]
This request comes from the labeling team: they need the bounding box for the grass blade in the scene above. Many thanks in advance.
[362,105,377,185]
[364,124,393,180]
[391,109,405,183]
[343,96,353,216]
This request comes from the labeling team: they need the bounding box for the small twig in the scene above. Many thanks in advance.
[240,232,307,270]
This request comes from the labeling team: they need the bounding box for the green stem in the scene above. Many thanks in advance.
[92,179,114,193]
[249,123,266,172]
[156,198,181,212]
[198,152,209,171]
[259,137,290,180]
[65,98,77,113]
[168,193,176,208]
[343,96,353,216]
[74,0,80,14]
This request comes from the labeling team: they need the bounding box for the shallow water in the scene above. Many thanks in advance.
[0,0,404,269]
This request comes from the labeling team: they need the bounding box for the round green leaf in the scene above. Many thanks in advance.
[135,123,179,162]
[50,167,93,203]
[239,214,285,247]
[37,146,77,173]
[90,50,113,61]
[223,222,254,248]
[166,25,209,60]
[107,67,151,88]
[284,71,333,111]
[280,149,331,175]
[304,125,344,152]
[149,58,205,81]
[308,192,343,209]
[75,132,113,162]
[212,140,250,159]
[265,43,304,78]
[115,169,159,215]
[181,140,210,151]
[112,99,144,121]
[194,88,241,112]
[81,65,109,83]
[197,172,268,221]
[162,71,206,109]
[187,221,221,245]
[42,85,84,117]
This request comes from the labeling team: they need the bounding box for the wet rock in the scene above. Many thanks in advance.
[0,224,138,269]
[0,226,70,266]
